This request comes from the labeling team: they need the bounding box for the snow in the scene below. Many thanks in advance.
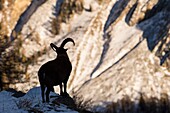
[0,91,26,113]
[0,87,78,113]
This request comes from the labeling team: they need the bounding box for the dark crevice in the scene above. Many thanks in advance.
[91,0,130,78]
[54,0,64,16]
[139,0,170,24]
[103,0,130,32]
[6,88,26,98]
[90,33,111,78]
[137,0,170,65]
[125,1,138,25]
[10,0,47,40]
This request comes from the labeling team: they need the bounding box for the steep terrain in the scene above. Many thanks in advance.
[0,0,170,112]
[74,0,170,112]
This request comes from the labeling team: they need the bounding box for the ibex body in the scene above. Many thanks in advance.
[38,38,75,102]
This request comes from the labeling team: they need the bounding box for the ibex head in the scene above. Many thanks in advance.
[50,38,75,55]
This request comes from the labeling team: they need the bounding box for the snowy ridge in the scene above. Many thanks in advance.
[0,87,78,113]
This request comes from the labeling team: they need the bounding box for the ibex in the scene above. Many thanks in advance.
[38,38,75,102]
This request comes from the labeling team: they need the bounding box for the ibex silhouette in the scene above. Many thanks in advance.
[38,38,75,102]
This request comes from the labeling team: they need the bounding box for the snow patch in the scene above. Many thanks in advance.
[0,87,78,113]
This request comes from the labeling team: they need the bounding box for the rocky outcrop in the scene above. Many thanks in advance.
[0,87,79,113]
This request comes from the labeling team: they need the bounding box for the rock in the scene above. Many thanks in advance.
[0,87,79,113]
[72,0,170,112]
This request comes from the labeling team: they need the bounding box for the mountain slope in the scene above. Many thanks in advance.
[0,0,170,112]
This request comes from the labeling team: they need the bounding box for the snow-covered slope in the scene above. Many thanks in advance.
[0,87,78,113]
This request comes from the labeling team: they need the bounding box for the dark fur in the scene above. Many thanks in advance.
[38,38,75,102]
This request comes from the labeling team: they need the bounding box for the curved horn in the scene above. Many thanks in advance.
[50,43,58,51]
[60,38,75,48]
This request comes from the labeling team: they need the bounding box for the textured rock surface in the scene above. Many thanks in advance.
[0,0,31,35]
[72,0,170,112]
[1,0,170,112]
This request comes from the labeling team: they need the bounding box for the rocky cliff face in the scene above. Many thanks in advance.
[1,0,170,112]
[75,0,170,112]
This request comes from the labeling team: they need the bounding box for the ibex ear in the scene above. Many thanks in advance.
[50,43,58,52]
